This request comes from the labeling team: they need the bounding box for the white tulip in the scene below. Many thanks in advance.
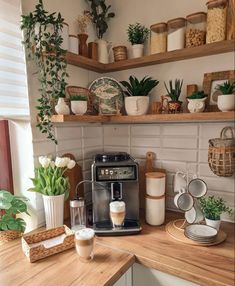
[67,159,76,169]
[38,156,51,168]
[50,161,55,168]
[55,157,70,168]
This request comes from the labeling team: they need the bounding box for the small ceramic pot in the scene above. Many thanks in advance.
[55,98,70,115]
[205,217,221,231]
[187,97,207,113]
[125,96,149,115]
[217,94,235,112]
[71,101,87,115]
[132,44,144,58]
[168,101,182,113]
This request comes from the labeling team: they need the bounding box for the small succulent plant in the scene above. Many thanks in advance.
[164,79,183,102]
[216,81,235,95]
[187,90,207,99]
[127,23,149,45]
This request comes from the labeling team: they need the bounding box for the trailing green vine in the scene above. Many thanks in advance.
[21,0,68,144]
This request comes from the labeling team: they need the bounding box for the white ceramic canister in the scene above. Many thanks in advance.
[69,35,79,54]
[146,172,166,197]
[145,194,165,226]
[167,17,186,51]
[60,23,69,50]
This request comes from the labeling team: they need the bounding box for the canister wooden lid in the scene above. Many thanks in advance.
[186,12,207,24]
[146,194,165,200]
[150,22,167,33]
[206,0,227,9]
[145,172,166,178]
[167,17,186,29]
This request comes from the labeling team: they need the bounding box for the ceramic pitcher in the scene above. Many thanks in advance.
[96,39,112,64]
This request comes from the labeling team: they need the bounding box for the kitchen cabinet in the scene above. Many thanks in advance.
[114,268,132,286]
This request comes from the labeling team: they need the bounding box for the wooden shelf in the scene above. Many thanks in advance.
[66,40,234,73]
[51,111,235,124]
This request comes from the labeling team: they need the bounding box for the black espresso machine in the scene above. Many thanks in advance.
[91,152,141,235]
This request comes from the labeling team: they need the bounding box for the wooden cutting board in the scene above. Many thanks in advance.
[227,0,234,40]
[139,152,166,210]
[62,153,84,220]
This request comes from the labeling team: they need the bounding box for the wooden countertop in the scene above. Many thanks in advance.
[0,212,234,286]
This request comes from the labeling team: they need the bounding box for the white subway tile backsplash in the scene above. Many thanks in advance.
[104,125,129,137]
[83,137,102,148]
[161,124,198,136]
[83,159,93,171]
[200,176,235,193]
[55,126,82,140]
[83,147,103,160]
[199,150,208,163]
[56,139,82,152]
[199,123,235,139]
[131,125,161,136]
[33,140,56,157]
[82,126,102,138]
[162,137,198,149]
[161,161,197,173]
[131,137,161,148]
[104,146,130,153]
[104,136,129,147]
[160,149,198,162]
[56,149,83,161]
[131,147,161,159]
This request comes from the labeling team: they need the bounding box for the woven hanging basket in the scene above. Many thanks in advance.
[0,230,22,243]
[208,126,235,177]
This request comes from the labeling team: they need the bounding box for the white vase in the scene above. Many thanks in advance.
[96,39,112,63]
[217,94,235,112]
[125,96,149,115]
[205,217,221,231]
[132,44,144,58]
[187,97,207,113]
[55,98,70,115]
[71,101,87,115]
[42,194,65,229]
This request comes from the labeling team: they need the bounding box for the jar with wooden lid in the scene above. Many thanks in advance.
[206,0,227,43]
[186,12,207,48]
[150,22,167,54]
[167,17,186,51]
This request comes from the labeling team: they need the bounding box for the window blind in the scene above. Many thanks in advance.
[0,0,29,118]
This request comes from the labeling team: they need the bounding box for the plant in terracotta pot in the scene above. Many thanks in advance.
[120,76,159,115]
[199,196,233,231]
[127,23,149,58]
[0,190,29,242]
[164,79,183,113]
[187,90,207,113]
[77,11,92,57]
[215,81,235,112]
[28,156,76,229]
[70,95,88,115]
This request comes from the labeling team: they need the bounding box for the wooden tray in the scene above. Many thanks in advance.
[166,219,227,247]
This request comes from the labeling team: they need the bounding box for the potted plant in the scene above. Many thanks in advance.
[70,95,88,115]
[21,0,68,144]
[216,81,235,112]
[164,79,183,113]
[120,76,159,115]
[28,156,76,229]
[86,0,115,63]
[187,91,207,113]
[127,23,149,58]
[199,196,233,230]
[0,190,29,242]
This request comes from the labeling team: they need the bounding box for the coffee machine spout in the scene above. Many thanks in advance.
[75,180,108,198]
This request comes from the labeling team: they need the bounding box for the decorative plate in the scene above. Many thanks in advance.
[185,224,217,238]
[89,77,124,115]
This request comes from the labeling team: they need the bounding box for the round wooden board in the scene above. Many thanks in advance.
[166,220,227,247]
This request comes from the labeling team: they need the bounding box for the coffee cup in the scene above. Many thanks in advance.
[109,201,125,228]
[75,228,95,262]
[188,178,207,198]
[185,200,204,224]
[174,189,194,211]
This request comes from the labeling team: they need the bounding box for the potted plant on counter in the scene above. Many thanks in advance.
[127,23,149,58]
[28,156,76,229]
[187,91,207,113]
[199,196,233,230]
[216,81,235,112]
[70,95,88,115]
[164,79,183,113]
[0,190,29,242]
[120,76,159,115]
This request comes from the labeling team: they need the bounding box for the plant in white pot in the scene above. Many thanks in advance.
[127,23,149,58]
[28,156,76,229]
[120,76,159,116]
[199,196,233,231]
[216,81,235,112]
[71,95,88,115]
[187,90,207,113]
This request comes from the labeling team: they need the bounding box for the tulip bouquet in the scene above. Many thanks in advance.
[28,156,76,200]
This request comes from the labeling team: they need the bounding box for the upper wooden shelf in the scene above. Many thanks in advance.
[66,40,234,73]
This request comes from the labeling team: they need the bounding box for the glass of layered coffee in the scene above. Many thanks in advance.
[109,201,126,228]
[75,228,95,262]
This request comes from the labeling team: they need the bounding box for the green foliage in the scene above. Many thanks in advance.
[21,0,69,144]
[216,81,235,95]
[127,23,149,45]
[0,190,29,232]
[187,90,207,99]
[199,196,233,220]
[164,79,183,101]
[70,95,87,101]
[120,76,159,96]
[86,0,115,39]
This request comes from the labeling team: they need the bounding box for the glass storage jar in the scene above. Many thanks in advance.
[150,22,167,54]
[167,17,186,51]
[206,0,227,43]
[186,12,207,48]
[70,197,86,232]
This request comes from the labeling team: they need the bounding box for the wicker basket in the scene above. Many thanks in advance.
[0,230,22,243]
[112,46,128,62]
[208,126,235,177]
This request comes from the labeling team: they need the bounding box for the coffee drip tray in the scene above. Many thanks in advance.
[94,219,142,236]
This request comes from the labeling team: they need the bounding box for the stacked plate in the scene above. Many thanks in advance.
[184,224,218,244]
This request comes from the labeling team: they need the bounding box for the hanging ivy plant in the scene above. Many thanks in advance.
[21,0,68,144]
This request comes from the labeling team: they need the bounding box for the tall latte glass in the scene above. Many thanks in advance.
[75,228,95,262]
[109,201,126,228]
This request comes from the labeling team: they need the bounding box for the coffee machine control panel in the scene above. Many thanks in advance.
[96,165,137,181]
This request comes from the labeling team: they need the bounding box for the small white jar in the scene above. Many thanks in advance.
[217,94,235,112]
[69,35,79,54]
[146,172,166,197]
[145,194,165,226]
[132,44,144,58]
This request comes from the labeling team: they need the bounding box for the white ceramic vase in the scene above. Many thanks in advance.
[125,96,149,115]
[96,39,112,63]
[71,101,87,115]
[217,94,235,112]
[42,194,65,229]
[132,44,144,58]
[55,98,70,115]
[205,217,221,231]
[187,97,207,113]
